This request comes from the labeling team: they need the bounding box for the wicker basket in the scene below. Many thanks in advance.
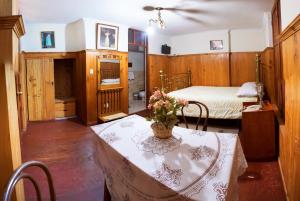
[151,122,173,139]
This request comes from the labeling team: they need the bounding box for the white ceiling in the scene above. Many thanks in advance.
[19,0,274,35]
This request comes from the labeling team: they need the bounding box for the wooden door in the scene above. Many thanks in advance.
[27,58,55,121]
[15,73,23,131]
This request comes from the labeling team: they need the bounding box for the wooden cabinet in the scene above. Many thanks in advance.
[26,58,55,121]
[240,102,276,161]
[25,55,77,121]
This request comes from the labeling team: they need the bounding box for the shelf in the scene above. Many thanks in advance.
[99,112,127,122]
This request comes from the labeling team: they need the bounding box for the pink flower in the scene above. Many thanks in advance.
[147,104,152,110]
[153,90,162,98]
[177,98,188,106]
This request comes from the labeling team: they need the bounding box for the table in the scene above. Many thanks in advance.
[91,115,247,201]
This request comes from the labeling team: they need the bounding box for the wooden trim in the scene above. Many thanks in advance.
[261,47,274,53]
[23,52,78,59]
[0,15,25,38]
[280,14,300,42]
[278,157,289,201]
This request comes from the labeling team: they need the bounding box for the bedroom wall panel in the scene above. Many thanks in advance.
[199,53,230,86]
[147,54,170,97]
[230,52,257,86]
[279,14,300,201]
[260,47,276,103]
[168,53,230,86]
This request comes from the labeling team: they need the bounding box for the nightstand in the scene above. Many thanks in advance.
[240,101,277,161]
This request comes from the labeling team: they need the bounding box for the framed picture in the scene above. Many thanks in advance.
[96,23,119,50]
[210,40,223,50]
[41,31,55,48]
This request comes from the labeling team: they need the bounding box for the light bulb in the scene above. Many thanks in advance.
[146,25,154,35]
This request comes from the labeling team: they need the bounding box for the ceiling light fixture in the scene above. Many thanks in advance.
[147,7,166,33]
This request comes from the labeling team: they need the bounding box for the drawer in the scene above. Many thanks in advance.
[55,108,76,118]
[55,101,76,118]
[55,102,75,111]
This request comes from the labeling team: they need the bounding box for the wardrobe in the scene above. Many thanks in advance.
[25,53,77,121]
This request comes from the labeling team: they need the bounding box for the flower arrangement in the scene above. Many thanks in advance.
[147,89,188,130]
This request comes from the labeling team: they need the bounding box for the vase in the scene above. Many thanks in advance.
[151,122,173,139]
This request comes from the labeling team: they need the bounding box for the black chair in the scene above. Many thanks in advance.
[2,161,56,201]
[181,101,209,131]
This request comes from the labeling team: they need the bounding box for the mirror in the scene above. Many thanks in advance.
[99,59,120,85]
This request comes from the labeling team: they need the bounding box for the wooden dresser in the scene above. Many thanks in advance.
[240,102,277,161]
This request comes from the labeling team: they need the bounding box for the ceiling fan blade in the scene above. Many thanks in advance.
[184,16,204,24]
[163,7,203,14]
[143,6,155,11]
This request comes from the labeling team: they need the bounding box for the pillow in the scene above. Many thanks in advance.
[236,82,258,97]
[241,82,256,88]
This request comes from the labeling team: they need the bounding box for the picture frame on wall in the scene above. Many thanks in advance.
[96,23,119,50]
[41,31,55,48]
[210,40,223,50]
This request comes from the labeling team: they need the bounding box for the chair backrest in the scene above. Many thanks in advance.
[2,161,56,201]
[181,101,209,131]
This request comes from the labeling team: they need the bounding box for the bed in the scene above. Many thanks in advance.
[159,70,258,119]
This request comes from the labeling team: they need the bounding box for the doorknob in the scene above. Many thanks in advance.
[16,91,23,95]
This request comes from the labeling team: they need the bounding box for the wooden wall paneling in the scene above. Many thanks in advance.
[280,14,300,201]
[200,53,230,86]
[261,48,276,103]
[168,53,230,86]
[119,52,129,114]
[75,51,86,123]
[85,51,98,124]
[230,52,257,86]
[23,52,78,59]
[147,54,170,96]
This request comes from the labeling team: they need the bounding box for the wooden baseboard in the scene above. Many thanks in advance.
[278,157,289,201]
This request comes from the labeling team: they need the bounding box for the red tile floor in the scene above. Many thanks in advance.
[21,118,286,201]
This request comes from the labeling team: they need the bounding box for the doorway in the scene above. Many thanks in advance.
[128,28,147,113]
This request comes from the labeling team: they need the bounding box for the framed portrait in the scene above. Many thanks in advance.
[210,40,223,50]
[96,23,119,50]
[41,31,55,48]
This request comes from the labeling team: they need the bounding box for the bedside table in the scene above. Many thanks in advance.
[240,101,276,161]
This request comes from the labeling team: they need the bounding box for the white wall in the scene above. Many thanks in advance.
[262,12,273,47]
[281,0,300,30]
[65,19,86,51]
[21,18,130,52]
[21,23,66,52]
[83,18,129,52]
[128,52,144,71]
[230,29,266,52]
[147,33,171,55]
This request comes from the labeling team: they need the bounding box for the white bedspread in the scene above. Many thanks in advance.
[168,86,257,119]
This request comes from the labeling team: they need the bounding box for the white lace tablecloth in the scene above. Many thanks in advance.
[91,115,247,201]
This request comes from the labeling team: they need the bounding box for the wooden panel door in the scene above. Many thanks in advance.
[27,58,55,121]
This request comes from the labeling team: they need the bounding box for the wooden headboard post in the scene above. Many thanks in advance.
[255,54,261,83]
[188,69,192,86]
[159,70,165,91]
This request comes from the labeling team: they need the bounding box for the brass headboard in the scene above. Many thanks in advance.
[256,53,261,83]
[160,70,191,93]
